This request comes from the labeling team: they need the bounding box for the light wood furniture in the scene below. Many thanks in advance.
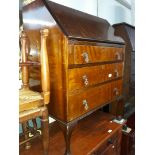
[19,28,50,155]
[20,111,122,155]
[22,0,125,154]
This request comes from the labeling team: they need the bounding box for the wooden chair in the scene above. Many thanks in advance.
[19,28,50,155]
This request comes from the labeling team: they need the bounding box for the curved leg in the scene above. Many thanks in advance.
[57,121,77,155]
[41,107,49,155]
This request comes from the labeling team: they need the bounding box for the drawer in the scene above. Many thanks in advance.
[68,45,124,65]
[91,131,120,155]
[68,79,122,121]
[90,128,122,155]
[68,63,123,92]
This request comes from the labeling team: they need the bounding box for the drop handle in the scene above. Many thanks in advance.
[108,139,115,149]
[82,52,89,63]
[108,139,113,144]
[83,99,89,110]
[82,75,89,86]
[114,70,119,78]
[115,52,121,60]
[113,88,119,96]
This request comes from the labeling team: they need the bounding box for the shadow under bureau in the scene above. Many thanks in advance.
[22,0,125,154]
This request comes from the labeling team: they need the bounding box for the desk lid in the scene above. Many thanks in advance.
[23,0,124,44]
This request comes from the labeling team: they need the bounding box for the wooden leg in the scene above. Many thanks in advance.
[32,119,38,130]
[109,98,124,117]
[57,121,77,155]
[22,122,31,149]
[41,107,49,155]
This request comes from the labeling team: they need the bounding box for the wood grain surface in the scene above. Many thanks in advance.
[20,111,122,155]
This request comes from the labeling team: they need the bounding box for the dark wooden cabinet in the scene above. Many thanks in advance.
[22,0,125,154]
[121,113,135,155]
[92,129,122,155]
[20,111,122,155]
[113,23,135,155]
[113,23,135,117]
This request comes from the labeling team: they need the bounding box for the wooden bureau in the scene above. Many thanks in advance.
[22,0,125,154]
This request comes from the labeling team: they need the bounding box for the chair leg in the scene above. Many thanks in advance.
[32,119,38,130]
[41,107,49,155]
[22,122,31,149]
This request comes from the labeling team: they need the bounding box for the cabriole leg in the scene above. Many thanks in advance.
[57,121,77,155]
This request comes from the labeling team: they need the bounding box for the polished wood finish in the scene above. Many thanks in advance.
[20,111,122,155]
[121,113,135,155]
[68,63,123,92]
[44,0,124,43]
[40,29,50,104]
[22,1,125,154]
[57,121,77,155]
[113,23,135,99]
[19,29,50,155]
[23,0,125,122]
[21,31,29,89]
[109,98,124,116]
[113,23,135,117]
[68,45,124,65]
[68,79,123,121]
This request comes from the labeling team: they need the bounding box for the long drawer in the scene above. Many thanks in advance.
[68,79,122,121]
[68,63,123,92]
[68,45,123,65]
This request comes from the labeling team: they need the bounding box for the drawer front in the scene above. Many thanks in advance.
[68,45,123,65]
[68,63,123,92]
[68,79,122,121]
[91,129,122,155]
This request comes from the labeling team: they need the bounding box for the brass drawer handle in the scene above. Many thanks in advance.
[82,52,89,63]
[82,75,89,86]
[108,73,113,78]
[113,88,119,96]
[108,138,113,144]
[115,52,121,60]
[114,70,119,78]
[83,99,89,110]
[108,139,115,149]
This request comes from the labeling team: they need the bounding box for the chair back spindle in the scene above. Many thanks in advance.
[40,29,50,105]
[21,31,29,89]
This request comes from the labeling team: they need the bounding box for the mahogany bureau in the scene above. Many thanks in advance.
[22,0,125,154]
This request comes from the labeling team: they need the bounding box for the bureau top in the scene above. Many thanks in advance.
[23,0,124,44]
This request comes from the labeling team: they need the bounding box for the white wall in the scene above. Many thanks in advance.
[131,0,135,25]
[49,0,97,16]
[49,0,134,26]
[98,0,133,25]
